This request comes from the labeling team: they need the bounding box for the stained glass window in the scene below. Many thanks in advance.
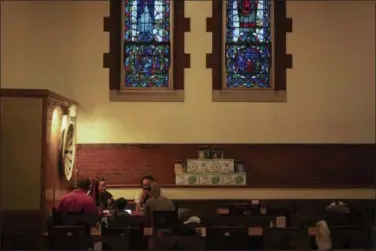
[123,0,171,88]
[225,0,271,88]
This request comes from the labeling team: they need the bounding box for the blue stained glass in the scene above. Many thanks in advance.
[225,0,271,88]
[124,0,171,88]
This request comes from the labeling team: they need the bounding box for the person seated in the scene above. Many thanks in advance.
[111,198,131,217]
[144,181,175,217]
[57,178,99,225]
[135,175,155,212]
[88,177,114,209]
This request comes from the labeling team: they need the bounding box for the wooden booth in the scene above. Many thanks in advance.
[0,89,77,234]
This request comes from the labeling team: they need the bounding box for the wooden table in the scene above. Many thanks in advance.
[143,226,318,237]
[46,226,316,237]
[145,227,263,237]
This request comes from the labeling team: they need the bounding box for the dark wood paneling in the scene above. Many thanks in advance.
[0,210,46,249]
[0,210,46,233]
[76,144,375,188]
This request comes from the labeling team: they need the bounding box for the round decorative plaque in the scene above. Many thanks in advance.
[62,123,76,181]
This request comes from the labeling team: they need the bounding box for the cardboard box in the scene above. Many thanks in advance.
[222,174,247,185]
[199,173,223,185]
[187,159,235,173]
[187,159,212,173]
[175,174,199,185]
[211,159,235,173]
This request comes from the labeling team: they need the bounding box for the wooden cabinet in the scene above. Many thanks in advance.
[0,89,76,216]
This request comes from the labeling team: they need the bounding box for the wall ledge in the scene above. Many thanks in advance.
[107,184,374,189]
[108,187,375,200]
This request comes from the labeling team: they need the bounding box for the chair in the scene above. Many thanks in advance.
[205,216,247,226]
[47,225,91,250]
[51,207,94,226]
[52,207,62,225]
[108,215,147,227]
[106,216,147,250]
[206,226,249,250]
[263,227,310,250]
[204,215,273,227]
[325,212,362,227]
[289,213,321,228]
[101,226,131,250]
[151,211,179,230]
[151,236,205,250]
[330,225,371,249]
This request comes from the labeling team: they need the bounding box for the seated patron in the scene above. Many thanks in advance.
[89,177,113,209]
[57,178,99,225]
[144,181,175,217]
[135,175,155,212]
[111,198,131,217]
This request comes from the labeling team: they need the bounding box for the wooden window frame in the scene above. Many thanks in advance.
[206,0,292,102]
[104,0,190,102]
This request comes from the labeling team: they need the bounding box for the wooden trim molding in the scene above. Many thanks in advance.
[103,0,190,102]
[0,89,76,107]
[206,0,292,102]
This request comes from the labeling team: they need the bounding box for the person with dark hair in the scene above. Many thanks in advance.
[111,198,130,216]
[88,177,114,209]
[57,178,98,216]
[135,175,155,212]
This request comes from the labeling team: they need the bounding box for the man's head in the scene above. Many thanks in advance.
[76,178,91,192]
[140,175,155,189]
[97,177,107,193]
[115,198,128,210]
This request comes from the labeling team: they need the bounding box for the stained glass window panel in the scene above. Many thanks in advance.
[124,0,171,88]
[225,0,272,88]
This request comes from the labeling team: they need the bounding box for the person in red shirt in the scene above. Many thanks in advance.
[57,178,98,216]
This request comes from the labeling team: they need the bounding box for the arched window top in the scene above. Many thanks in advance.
[125,0,170,43]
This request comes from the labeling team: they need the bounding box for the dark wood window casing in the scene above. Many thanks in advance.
[104,0,190,102]
[206,0,292,102]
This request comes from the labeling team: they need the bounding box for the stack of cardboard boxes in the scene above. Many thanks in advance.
[175,159,247,186]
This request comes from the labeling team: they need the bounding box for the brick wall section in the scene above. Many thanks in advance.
[76,144,198,185]
[75,144,375,187]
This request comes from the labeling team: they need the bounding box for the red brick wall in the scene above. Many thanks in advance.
[75,144,375,187]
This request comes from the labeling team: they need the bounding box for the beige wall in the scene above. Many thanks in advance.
[1,1,374,144]
[108,187,374,200]
[0,98,42,210]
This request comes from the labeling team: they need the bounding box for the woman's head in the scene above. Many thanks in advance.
[140,175,155,188]
[97,177,107,193]
[149,181,161,199]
